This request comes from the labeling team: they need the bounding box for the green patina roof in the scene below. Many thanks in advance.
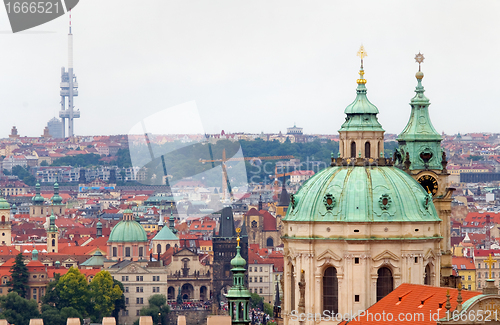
[108,220,147,243]
[51,182,63,205]
[153,225,178,241]
[284,166,440,223]
[0,197,10,210]
[123,208,133,214]
[397,72,441,142]
[396,71,443,170]
[339,68,384,132]
[48,213,58,232]
[81,251,105,267]
[231,246,246,268]
[32,183,44,205]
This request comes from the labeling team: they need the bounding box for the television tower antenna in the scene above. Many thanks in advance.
[59,10,80,138]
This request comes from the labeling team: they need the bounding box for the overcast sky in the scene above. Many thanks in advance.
[0,1,499,138]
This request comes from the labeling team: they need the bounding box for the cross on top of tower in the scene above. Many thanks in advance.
[485,253,497,279]
[357,45,367,62]
[356,45,368,84]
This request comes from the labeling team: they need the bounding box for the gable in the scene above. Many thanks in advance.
[317,249,342,262]
[372,250,399,262]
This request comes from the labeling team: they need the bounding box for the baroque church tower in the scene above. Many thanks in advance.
[0,196,11,246]
[396,53,455,287]
[338,46,384,159]
[282,49,446,325]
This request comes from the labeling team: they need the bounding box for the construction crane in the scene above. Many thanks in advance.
[199,149,294,201]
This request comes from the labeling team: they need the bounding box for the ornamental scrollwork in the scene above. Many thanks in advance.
[323,194,336,210]
[379,193,392,210]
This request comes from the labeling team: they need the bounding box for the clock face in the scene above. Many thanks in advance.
[418,175,438,196]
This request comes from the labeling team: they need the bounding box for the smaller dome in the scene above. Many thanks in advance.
[0,198,10,210]
[230,246,246,269]
[108,220,148,243]
[123,208,133,214]
[55,261,60,265]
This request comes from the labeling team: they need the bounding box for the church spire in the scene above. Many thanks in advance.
[169,202,177,234]
[338,46,384,158]
[226,227,251,324]
[396,52,443,170]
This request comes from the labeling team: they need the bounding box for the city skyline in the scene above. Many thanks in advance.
[0,1,499,137]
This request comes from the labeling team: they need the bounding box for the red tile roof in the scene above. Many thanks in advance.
[340,283,481,324]
[452,257,475,270]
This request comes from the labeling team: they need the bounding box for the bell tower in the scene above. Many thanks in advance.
[0,196,11,246]
[338,46,385,159]
[396,53,455,287]
[47,213,59,253]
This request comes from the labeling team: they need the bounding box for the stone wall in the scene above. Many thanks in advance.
[167,310,211,325]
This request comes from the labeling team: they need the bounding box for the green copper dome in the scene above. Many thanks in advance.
[48,213,58,232]
[230,245,246,269]
[108,220,148,243]
[0,197,10,210]
[32,183,44,205]
[51,182,63,205]
[284,166,440,223]
[123,208,133,214]
[339,68,384,132]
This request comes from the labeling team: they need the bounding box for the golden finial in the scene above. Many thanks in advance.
[485,253,497,279]
[236,227,241,247]
[357,45,367,63]
[415,52,425,80]
[356,45,367,84]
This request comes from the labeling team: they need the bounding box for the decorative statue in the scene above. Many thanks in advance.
[298,270,306,313]
[280,275,284,311]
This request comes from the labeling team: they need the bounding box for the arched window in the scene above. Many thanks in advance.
[323,267,338,314]
[157,244,162,254]
[365,142,371,158]
[167,286,175,300]
[351,142,356,158]
[377,267,393,301]
[51,239,55,247]
[424,264,431,285]
[1,216,5,223]
[266,237,274,247]
[166,244,171,250]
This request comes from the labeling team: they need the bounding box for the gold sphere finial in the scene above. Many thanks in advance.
[356,45,367,84]
[236,227,241,246]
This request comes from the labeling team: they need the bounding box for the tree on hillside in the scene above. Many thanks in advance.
[89,270,123,322]
[7,253,29,298]
[56,267,91,317]
[0,292,40,325]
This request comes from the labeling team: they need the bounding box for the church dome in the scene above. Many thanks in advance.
[32,183,44,205]
[0,198,10,210]
[108,220,147,243]
[284,165,440,223]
